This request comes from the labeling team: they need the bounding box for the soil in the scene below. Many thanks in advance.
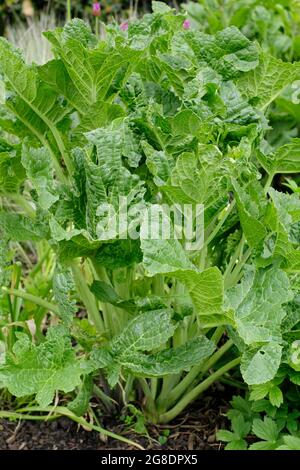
[0,384,233,451]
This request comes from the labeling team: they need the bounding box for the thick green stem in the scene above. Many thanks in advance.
[203,200,236,249]
[139,379,158,421]
[93,385,116,412]
[210,326,225,344]
[158,339,234,409]
[29,247,51,277]
[158,357,241,423]
[152,274,165,296]
[2,287,60,315]
[71,262,105,333]
[2,193,35,218]
[264,172,274,193]
[66,0,71,22]
[95,17,99,39]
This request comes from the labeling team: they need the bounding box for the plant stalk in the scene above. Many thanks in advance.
[158,357,241,423]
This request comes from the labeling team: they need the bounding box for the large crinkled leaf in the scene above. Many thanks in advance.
[39,59,89,115]
[184,26,258,79]
[89,308,176,386]
[142,141,174,186]
[241,343,283,385]
[85,125,145,238]
[269,189,300,241]
[0,38,71,172]
[163,145,224,206]
[258,138,300,175]
[67,375,93,417]
[110,309,175,356]
[237,52,300,110]
[152,1,172,14]
[0,146,25,194]
[45,19,142,106]
[231,179,267,248]
[175,268,224,316]
[220,81,258,125]
[90,314,215,382]
[140,207,225,319]
[141,237,194,276]
[21,145,59,210]
[0,213,48,241]
[53,265,77,325]
[266,189,300,268]
[94,239,142,269]
[0,327,83,407]
[119,336,216,376]
[226,267,292,345]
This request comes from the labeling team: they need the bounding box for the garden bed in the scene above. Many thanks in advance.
[0,387,230,450]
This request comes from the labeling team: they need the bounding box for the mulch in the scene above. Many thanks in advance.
[0,384,233,450]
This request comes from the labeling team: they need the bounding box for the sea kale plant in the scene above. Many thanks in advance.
[0,2,299,432]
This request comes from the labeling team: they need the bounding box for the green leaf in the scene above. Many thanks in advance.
[231,179,267,248]
[249,441,278,450]
[152,1,172,14]
[0,212,48,241]
[0,38,71,173]
[249,383,271,401]
[45,20,142,105]
[143,141,174,186]
[252,417,279,442]
[111,309,175,356]
[231,415,251,438]
[90,280,137,314]
[53,265,77,325]
[269,386,283,408]
[225,439,248,450]
[119,336,215,376]
[258,139,300,175]
[175,268,224,316]
[85,125,145,238]
[163,145,223,206]
[241,343,283,385]
[0,148,25,194]
[22,145,59,210]
[227,267,292,345]
[238,52,300,110]
[216,430,235,442]
[185,27,258,79]
[141,237,195,276]
[0,327,83,407]
[67,375,93,417]
[278,435,300,450]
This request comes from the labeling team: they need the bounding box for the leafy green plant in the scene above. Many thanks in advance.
[0,2,299,440]
[217,389,300,450]
[184,0,300,61]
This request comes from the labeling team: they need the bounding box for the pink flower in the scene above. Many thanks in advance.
[120,21,129,31]
[92,2,101,17]
[183,19,191,30]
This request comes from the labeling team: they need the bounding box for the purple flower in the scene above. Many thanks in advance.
[183,19,191,30]
[92,2,101,17]
[120,21,129,31]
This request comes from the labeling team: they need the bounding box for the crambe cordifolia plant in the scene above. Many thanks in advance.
[0,2,299,437]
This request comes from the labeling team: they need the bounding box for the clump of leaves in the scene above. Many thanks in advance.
[217,387,300,450]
